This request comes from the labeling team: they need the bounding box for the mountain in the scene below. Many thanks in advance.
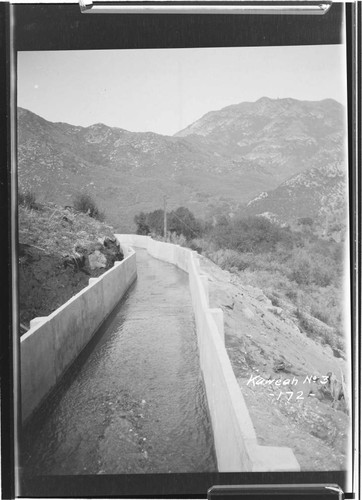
[18,108,255,231]
[244,160,348,236]
[18,97,346,231]
[175,97,345,186]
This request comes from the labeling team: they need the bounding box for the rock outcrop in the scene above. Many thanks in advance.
[19,203,124,332]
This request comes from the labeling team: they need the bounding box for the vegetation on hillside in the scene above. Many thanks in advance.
[73,192,106,221]
[18,195,122,334]
[135,206,204,240]
[135,207,347,357]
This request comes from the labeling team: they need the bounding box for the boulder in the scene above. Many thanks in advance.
[88,250,107,270]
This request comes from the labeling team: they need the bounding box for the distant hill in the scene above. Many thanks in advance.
[244,160,348,237]
[18,108,252,231]
[175,97,345,185]
[18,97,346,231]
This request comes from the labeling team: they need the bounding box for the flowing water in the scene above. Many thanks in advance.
[21,249,217,475]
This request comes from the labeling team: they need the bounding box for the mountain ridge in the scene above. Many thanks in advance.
[18,97,346,231]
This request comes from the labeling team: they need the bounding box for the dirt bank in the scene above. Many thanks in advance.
[199,254,350,471]
[18,202,123,334]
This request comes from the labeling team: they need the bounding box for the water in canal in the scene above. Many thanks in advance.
[21,249,217,474]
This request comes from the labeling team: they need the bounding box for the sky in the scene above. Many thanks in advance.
[18,45,347,136]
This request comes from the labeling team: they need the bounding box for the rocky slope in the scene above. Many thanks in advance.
[18,98,346,231]
[18,201,123,333]
[200,254,350,471]
[176,97,345,182]
[18,108,244,231]
[244,160,348,234]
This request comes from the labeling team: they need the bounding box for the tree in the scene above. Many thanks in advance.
[147,209,164,235]
[167,207,202,240]
[134,206,203,240]
[134,212,150,235]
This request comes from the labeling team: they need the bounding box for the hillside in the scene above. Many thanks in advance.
[244,160,348,235]
[18,200,123,332]
[18,108,245,231]
[175,97,345,183]
[200,254,350,471]
[18,98,346,231]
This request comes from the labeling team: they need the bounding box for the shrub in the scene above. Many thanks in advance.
[209,249,249,271]
[73,193,105,221]
[167,231,187,247]
[210,215,296,254]
[319,328,344,353]
[134,212,150,235]
[295,306,346,355]
[295,308,315,338]
[310,304,329,324]
[334,331,346,352]
[188,239,203,254]
[289,255,312,285]
[267,292,281,307]
[19,189,37,209]
[95,209,106,222]
[285,289,298,302]
[298,217,314,227]
[288,247,336,287]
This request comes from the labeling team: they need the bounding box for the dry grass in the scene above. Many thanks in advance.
[194,234,346,355]
[206,248,249,271]
[19,202,115,258]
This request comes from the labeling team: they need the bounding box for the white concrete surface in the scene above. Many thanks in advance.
[21,248,137,424]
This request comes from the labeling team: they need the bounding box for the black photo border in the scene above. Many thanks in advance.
[1,2,359,499]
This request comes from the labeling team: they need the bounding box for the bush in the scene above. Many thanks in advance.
[134,212,150,235]
[267,292,281,307]
[289,255,313,285]
[210,215,297,254]
[288,247,336,287]
[334,331,346,352]
[298,217,314,227]
[295,308,315,337]
[188,240,203,254]
[285,289,298,302]
[167,231,187,247]
[209,249,249,271]
[310,304,329,324]
[73,193,105,221]
[319,328,345,355]
[295,306,346,354]
[19,190,37,209]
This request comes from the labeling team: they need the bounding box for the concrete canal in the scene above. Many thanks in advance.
[21,249,217,474]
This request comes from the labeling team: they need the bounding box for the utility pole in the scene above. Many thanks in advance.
[163,195,167,239]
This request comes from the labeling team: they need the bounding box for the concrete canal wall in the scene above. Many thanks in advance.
[20,246,137,423]
[116,234,300,473]
[21,231,300,472]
